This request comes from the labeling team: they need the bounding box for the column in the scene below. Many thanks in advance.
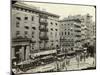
[19,46,24,61]
[26,45,30,60]
[11,47,15,59]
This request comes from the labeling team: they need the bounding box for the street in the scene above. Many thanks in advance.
[65,56,95,70]
[21,55,96,73]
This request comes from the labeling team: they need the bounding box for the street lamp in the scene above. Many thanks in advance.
[83,48,87,62]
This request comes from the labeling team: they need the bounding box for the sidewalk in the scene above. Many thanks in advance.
[66,56,95,70]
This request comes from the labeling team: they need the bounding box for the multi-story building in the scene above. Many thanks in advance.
[59,15,82,52]
[81,14,96,46]
[73,15,82,51]
[11,2,60,72]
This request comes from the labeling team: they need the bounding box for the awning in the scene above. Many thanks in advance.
[41,55,53,59]
[12,57,16,59]
[17,59,39,65]
[33,49,57,57]
[67,51,75,54]
[26,62,55,73]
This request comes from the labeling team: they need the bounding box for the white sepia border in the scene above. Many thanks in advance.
[0,0,100,75]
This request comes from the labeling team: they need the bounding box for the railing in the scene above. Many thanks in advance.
[39,26,48,32]
[12,36,31,42]
[39,18,48,24]
[39,35,49,40]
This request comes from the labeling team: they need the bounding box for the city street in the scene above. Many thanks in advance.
[11,1,96,74]
[65,56,95,70]
[21,55,95,73]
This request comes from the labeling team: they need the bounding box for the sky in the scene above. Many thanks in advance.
[22,2,95,21]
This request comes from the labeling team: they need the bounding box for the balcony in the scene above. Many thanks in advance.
[39,36,49,40]
[12,36,31,42]
[39,26,48,32]
[39,14,48,19]
[39,35,49,40]
[39,18,48,25]
[74,30,81,32]
[74,24,81,28]
[75,35,81,37]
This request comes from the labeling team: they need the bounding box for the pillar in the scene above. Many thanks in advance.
[19,46,24,61]
[11,47,15,59]
[25,45,30,60]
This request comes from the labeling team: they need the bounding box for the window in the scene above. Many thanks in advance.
[32,31,34,35]
[16,31,20,36]
[32,35,34,38]
[16,17,21,20]
[24,26,29,29]
[24,31,28,35]
[51,22,53,25]
[51,32,53,37]
[55,23,58,25]
[68,32,70,35]
[21,8,23,11]
[51,28,53,31]
[71,33,73,35]
[32,27,36,30]
[55,29,58,31]
[24,17,28,20]
[55,32,57,37]
[32,31,34,37]
[25,9,27,12]
[56,40,58,42]
[62,32,63,35]
[65,32,66,35]
[51,43,53,46]
[51,32,52,35]
[16,22,20,27]
[32,16,34,21]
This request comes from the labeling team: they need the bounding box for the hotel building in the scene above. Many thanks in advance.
[11,2,60,72]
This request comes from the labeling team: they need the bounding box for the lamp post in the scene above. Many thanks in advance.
[75,49,80,69]
[83,48,87,63]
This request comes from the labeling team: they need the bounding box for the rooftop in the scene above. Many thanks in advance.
[12,2,59,18]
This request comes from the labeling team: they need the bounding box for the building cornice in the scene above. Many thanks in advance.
[12,2,60,18]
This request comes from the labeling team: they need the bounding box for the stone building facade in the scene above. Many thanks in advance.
[11,2,60,71]
[59,15,82,52]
